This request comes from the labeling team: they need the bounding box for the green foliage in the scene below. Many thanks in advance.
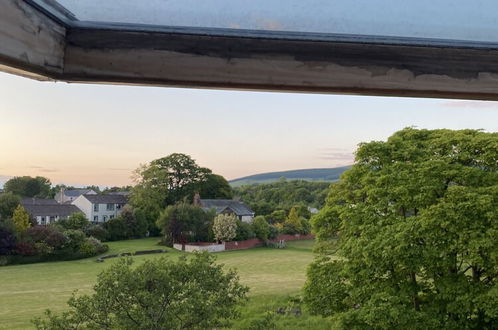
[283,207,304,235]
[157,202,214,244]
[252,216,270,241]
[130,154,231,233]
[33,253,248,330]
[213,213,238,242]
[58,213,88,231]
[199,173,234,199]
[84,224,108,241]
[103,217,129,241]
[305,128,498,329]
[0,192,21,220]
[235,220,256,241]
[233,180,329,219]
[62,229,86,252]
[12,205,31,233]
[4,176,51,198]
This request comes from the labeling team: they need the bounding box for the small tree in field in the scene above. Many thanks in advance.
[213,213,238,242]
[12,205,31,233]
[252,216,270,241]
[33,253,248,329]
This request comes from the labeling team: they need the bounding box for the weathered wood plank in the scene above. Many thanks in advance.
[64,28,498,100]
[0,0,65,75]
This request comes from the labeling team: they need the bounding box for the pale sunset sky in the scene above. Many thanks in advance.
[1,72,498,187]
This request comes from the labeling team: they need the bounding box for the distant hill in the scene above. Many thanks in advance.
[229,166,351,187]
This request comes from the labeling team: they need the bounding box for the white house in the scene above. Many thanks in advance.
[72,194,128,223]
[55,188,97,204]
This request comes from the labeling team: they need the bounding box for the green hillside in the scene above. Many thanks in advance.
[229,166,351,187]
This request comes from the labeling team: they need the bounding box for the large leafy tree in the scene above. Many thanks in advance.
[4,176,51,198]
[131,154,230,232]
[33,254,248,329]
[212,213,238,242]
[304,128,498,329]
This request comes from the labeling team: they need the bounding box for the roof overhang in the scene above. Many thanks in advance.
[3,0,498,100]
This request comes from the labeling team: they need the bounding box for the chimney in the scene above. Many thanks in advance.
[193,193,201,207]
[59,187,65,204]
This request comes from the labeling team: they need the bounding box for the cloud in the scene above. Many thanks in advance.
[316,148,355,162]
[29,166,59,173]
[441,101,498,109]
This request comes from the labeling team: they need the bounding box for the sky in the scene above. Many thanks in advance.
[1,72,498,187]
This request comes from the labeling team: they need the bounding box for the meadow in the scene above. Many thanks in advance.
[0,238,334,329]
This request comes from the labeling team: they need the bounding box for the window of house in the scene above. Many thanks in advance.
[116,204,122,210]
[110,215,114,219]
[93,216,99,222]
[94,204,99,212]
[106,203,115,211]
[103,215,108,222]
[50,216,56,223]
[41,217,46,225]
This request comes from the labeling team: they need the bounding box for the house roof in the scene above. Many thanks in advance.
[82,194,128,204]
[64,189,95,197]
[21,198,59,205]
[23,204,81,217]
[200,199,254,216]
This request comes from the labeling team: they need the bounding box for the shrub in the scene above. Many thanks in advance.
[15,241,37,256]
[0,226,16,255]
[268,225,280,240]
[26,226,66,249]
[235,220,256,241]
[63,229,86,252]
[34,242,54,256]
[252,216,270,241]
[213,214,238,242]
[104,217,128,241]
[85,224,108,242]
[282,207,303,235]
[59,213,89,231]
[12,205,31,233]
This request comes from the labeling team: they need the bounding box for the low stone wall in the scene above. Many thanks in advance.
[174,234,315,253]
[173,243,225,253]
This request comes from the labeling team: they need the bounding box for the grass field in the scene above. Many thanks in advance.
[0,238,333,329]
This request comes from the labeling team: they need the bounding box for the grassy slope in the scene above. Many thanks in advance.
[0,239,333,329]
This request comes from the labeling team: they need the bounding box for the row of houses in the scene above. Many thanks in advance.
[22,190,128,225]
[22,190,255,225]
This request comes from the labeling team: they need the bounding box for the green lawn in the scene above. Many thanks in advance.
[0,238,333,329]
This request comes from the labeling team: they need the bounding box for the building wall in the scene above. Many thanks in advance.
[240,215,254,223]
[92,203,124,223]
[71,196,93,220]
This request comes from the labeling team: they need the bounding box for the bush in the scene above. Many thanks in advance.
[268,225,280,240]
[0,226,17,255]
[59,213,89,231]
[26,226,66,249]
[15,241,37,256]
[34,242,54,256]
[212,214,238,242]
[252,216,270,241]
[235,220,256,241]
[85,224,108,242]
[63,229,86,252]
[104,217,129,241]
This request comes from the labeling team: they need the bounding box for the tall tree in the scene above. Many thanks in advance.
[198,174,233,199]
[131,154,228,232]
[304,128,498,329]
[34,254,248,329]
[4,176,51,198]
